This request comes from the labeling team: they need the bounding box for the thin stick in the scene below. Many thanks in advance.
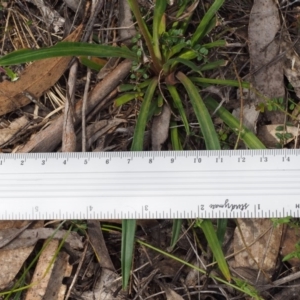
[82,65,91,152]
[65,241,88,299]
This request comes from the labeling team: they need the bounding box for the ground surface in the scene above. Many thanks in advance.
[1,0,300,299]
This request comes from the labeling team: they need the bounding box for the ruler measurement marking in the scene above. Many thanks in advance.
[0,149,299,219]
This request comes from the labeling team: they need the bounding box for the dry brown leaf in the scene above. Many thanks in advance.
[165,287,184,300]
[0,24,83,116]
[151,104,171,151]
[157,281,184,300]
[248,0,284,100]
[0,228,83,250]
[0,247,34,290]
[233,219,283,283]
[232,104,259,133]
[0,221,43,290]
[282,40,300,98]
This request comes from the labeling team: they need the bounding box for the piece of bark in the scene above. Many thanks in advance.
[0,25,83,116]
[25,240,60,300]
[63,61,78,152]
[18,59,132,152]
[43,250,72,300]
[118,0,136,45]
[87,220,115,271]
[76,119,126,151]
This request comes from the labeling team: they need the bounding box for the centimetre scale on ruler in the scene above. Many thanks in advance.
[0,149,299,220]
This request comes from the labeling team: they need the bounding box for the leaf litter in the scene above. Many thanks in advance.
[1,0,300,299]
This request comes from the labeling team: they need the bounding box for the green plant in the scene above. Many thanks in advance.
[195,219,231,281]
[283,241,300,262]
[271,216,293,227]
[0,0,267,291]
[275,125,294,147]
[256,97,287,113]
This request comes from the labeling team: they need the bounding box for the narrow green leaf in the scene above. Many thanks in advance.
[170,219,182,249]
[153,0,167,61]
[171,0,189,29]
[127,0,162,73]
[202,40,227,49]
[79,56,104,71]
[121,78,158,290]
[167,42,187,59]
[131,78,158,151]
[137,239,263,299]
[198,220,231,281]
[200,16,217,39]
[170,123,183,249]
[190,77,250,89]
[176,72,220,150]
[165,57,202,73]
[0,42,137,66]
[118,84,136,92]
[191,0,224,45]
[170,121,183,150]
[177,49,198,61]
[205,97,266,149]
[217,219,228,245]
[199,60,227,71]
[115,93,140,107]
[2,67,18,81]
[167,85,190,135]
[121,219,136,289]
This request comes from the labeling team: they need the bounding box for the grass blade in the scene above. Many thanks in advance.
[167,85,190,135]
[115,92,142,107]
[176,72,220,150]
[203,40,227,49]
[127,0,162,72]
[199,60,227,71]
[191,0,224,45]
[0,42,137,66]
[217,219,228,245]
[153,0,167,61]
[137,239,262,298]
[170,120,183,249]
[121,219,136,289]
[205,97,266,149]
[190,77,250,88]
[120,78,158,290]
[196,219,231,281]
[170,219,182,249]
[170,121,183,150]
[131,77,158,150]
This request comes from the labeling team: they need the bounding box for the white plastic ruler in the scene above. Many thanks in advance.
[0,149,299,220]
